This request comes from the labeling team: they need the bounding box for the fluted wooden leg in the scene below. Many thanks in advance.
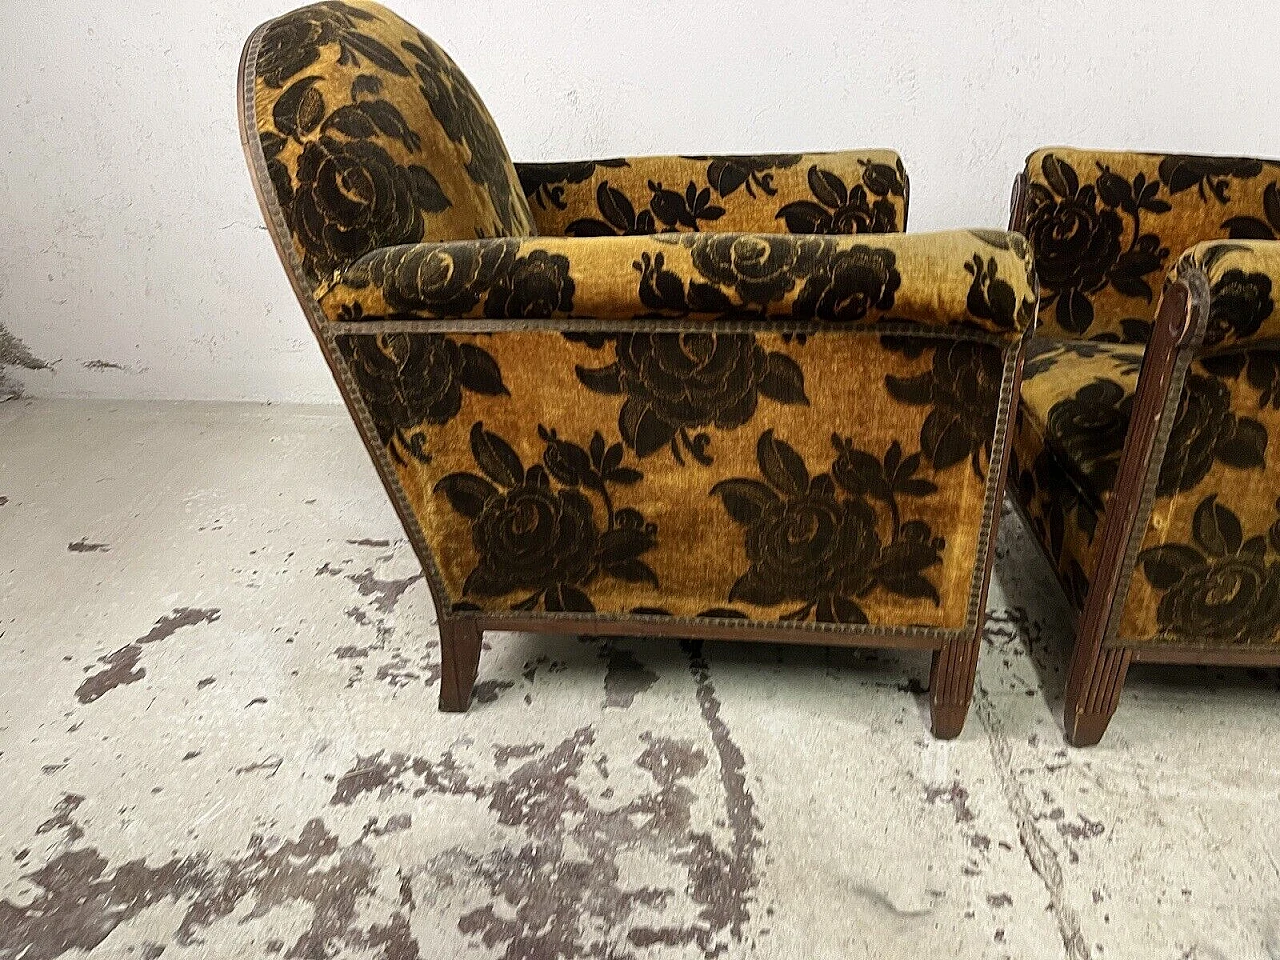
[438,617,482,712]
[1064,644,1130,747]
[929,630,981,739]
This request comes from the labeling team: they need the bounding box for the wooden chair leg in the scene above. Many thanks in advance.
[438,617,483,712]
[929,629,982,739]
[1064,644,1130,747]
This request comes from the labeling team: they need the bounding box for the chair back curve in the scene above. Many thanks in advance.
[1021,147,1280,342]
[239,0,535,292]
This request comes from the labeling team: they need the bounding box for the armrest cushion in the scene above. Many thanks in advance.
[515,151,908,236]
[318,229,1035,337]
[1183,240,1280,351]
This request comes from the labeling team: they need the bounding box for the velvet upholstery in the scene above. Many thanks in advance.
[1025,147,1280,342]
[516,152,908,237]
[315,228,1032,626]
[241,1,1032,685]
[248,0,534,290]
[1013,147,1280,650]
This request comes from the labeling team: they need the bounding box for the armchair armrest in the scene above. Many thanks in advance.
[318,230,1035,338]
[515,151,908,237]
[1182,240,1280,351]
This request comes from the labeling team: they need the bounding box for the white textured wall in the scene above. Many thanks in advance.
[3,1,1280,401]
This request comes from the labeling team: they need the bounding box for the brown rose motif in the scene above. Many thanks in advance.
[1044,378,1134,494]
[436,423,658,612]
[712,431,944,623]
[884,340,1004,476]
[336,332,507,464]
[482,249,575,319]
[290,135,448,278]
[1157,373,1266,495]
[776,162,904,234]
[340,240,518,315]
[575,333,807,465]
[257,2,396,90]
[1205,268,1274,347]
[792,247,900,324]
[689,234,817,306]
[1026,153,1171,336]
[1139,495,1280,645]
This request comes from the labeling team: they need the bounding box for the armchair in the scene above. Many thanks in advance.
[239,0,1036,736]
[1009,147,1280,744]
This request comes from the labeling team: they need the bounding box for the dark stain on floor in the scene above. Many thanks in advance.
[68,538,109,553]
[35,794,85,844]
[925,780,976,824]
[0,805,419,960]
[682,641,762,949]
[602,646,660,709]
[316,562,422,615]
[319,649,763,958]
[76,608,221,704]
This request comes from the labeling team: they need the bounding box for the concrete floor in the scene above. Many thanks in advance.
[1,398,1278,960]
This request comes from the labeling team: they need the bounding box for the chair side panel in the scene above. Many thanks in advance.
[335,327,1010,636]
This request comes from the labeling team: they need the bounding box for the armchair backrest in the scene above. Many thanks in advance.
[240,0,534,289]
[1021,147,1280,342]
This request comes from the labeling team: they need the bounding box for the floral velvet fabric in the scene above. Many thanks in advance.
[1023,148,1280,342]
[516,152,908,238]
[327,230,1034,629]
[246,0,535,288]
[318,230,1032,335]
[1013,235,1280,648]
[244,0,1035,636]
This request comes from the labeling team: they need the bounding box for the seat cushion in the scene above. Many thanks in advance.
[1010,338,1145,606]
[1019,339,1146,509]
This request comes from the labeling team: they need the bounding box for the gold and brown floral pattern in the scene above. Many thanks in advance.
[355,325,1018,628]
[574,334,807,465]
[1012,338,1147,608]
[436,423,658,613]
[516,153,908,238]
[320,230,1037,336]
[712,431,944,624]
[1024,149,1280,341]
[1012,237,1280,648]
[1014,153,1280,655]
[302,230,1034,625]
[336,331,507,464]
[793,247,899,323]
[243,4,1033,645]
[247,0,534,287]
[1022,359,1267,507]
[884,340,1005,477]
[1137,495,1280,646]
[1183,240,1280,349]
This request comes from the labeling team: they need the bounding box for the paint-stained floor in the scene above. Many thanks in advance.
[1,398,1278,960]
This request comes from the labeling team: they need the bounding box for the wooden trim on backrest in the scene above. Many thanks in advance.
[1009,171,1029,234]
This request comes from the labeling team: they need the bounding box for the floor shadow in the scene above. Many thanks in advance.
[991,498,1280,735]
